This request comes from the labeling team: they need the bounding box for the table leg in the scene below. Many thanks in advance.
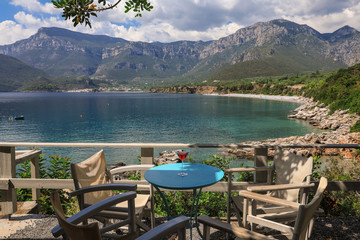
[153,185,204,239]
[153,185,171,220]
[192,188,203,238]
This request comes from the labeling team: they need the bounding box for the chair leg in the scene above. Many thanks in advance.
[243,197,249,229]
[150,185,155,229]
[232,199,243,227]
[250,199,257,231]
[202,224,211,240]
[178,228,186,240]
[307,218,314,239]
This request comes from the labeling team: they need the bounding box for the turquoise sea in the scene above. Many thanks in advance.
[0,92,316,165]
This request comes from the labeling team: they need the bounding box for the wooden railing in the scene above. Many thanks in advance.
[1,142,360,215]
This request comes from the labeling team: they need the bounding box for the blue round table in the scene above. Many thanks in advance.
[145,163,224,238]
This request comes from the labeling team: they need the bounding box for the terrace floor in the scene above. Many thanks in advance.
[1,213,359,240]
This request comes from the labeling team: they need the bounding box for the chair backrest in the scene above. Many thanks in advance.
[272,147,313,202]
[50,191,102,240]
[292,177,328,240]
[110,164,155,181]
[71,150,113,205]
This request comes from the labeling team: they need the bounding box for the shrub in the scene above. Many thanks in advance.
[350,120,360,133]
[319,157,360,216]
[16,154,77,215]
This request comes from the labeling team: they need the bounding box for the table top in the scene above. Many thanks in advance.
[144,163,224,190]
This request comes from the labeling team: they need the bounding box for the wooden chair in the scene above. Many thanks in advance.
[136,215,189,240]
[199,177,328,240]
[110,164,155,229]
[51,190,137,239]
[227,147,314,226]
[70,150,154,233]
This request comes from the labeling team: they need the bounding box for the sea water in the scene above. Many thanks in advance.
[0,92,317,165]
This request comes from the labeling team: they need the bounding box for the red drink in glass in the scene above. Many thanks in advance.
[177,151,188,176]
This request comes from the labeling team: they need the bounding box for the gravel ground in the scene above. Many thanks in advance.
[1,214,359,240]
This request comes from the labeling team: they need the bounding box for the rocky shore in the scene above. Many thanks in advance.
[225,96,360,160]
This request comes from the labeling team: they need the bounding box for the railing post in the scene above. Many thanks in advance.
[141,147,154,179]
[0,146,17,215]
[254,146,268,183]
[30,152,41,204]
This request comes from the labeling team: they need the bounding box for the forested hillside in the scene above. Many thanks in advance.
[304,64,360,114]
[0,54,50,91]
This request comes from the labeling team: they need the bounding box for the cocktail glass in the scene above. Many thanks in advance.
[177,151,188,176]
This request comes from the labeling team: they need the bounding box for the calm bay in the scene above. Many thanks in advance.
[0,92,317,165]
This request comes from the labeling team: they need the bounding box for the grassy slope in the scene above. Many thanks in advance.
[0,54,50,91]
[304,64,360,114]
[209,46,346,81]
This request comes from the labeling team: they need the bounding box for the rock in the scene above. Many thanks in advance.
[154,150,182,165]
[111,161,126,168]
[225,97,360,160]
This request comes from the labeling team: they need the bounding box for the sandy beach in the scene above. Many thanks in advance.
[204,93,303,103]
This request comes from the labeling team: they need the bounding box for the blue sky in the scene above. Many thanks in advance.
[0,0,360,45]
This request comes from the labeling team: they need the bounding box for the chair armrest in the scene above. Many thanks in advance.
[198,215,275,240]
[247,183,315,192]
[70,183,137,197]
[238,190,300,209]
[52,191,137,237]
[110,164,154,174]
[225,166,274,173]
[136,215,189,240]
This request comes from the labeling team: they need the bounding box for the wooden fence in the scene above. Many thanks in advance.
[1,142,360,215]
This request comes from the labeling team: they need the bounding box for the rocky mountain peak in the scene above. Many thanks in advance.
[33,27,127,45]
[322,25,360,42]
[333,25,359,36]
[201,19,321,59]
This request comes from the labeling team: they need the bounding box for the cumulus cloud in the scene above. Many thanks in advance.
[0,0,360,46]
[135,0,274,32]
[10,0,60,14]
[99,21,243,42]
[273,0,357,16]
[0,20,35,45]
[277,0,360,33]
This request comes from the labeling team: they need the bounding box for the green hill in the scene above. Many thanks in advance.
[305,64,360,114]
[209,46,346,81]
[0,54,51,91]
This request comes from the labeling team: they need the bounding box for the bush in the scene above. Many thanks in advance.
[202,155,233,181]
[305,65,360,114]
[16,154,77,215]
[350,120,360,133]
[318,157,360,216]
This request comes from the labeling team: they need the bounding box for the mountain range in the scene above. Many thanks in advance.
[0,19,359,91]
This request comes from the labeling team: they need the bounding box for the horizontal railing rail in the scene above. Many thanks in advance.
[1,142,360,148]
[1,142,360,215]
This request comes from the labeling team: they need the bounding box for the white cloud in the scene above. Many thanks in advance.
[85,19,242,43]
[10,0,60,14]
[14,11,42,27]
[1,0,360,46]
[273,0,357,16]
[278,1,360,33]
[0,20,35,45]
[0,13,73,45]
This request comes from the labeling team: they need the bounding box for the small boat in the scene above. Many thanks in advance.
[14,115,24,120]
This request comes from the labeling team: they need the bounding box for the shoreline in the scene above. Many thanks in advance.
[203,93,303,103]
